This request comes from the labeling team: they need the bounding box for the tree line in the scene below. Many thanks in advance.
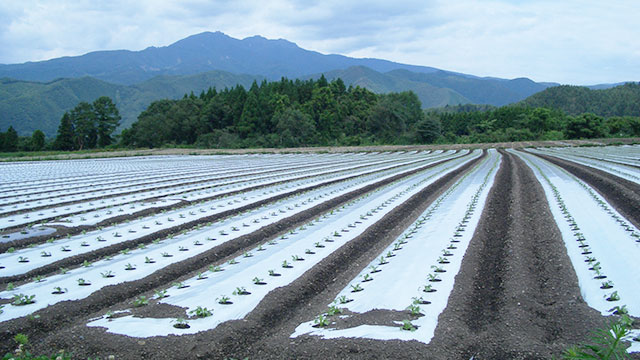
[2,78,640,153]
[120,76,435,148]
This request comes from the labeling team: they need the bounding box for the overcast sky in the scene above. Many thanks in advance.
[1,0,638,85]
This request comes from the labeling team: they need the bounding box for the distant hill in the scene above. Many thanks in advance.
[0,31,441,85]
[0,71,261,136]
[521,82,640,117]
[0,31,585,137]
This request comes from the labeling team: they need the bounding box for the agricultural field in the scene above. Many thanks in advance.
[0,147,639,359]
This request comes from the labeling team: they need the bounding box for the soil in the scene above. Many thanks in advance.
[3,149,640,359]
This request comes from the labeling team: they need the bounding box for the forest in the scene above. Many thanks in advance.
[1,78,639,152]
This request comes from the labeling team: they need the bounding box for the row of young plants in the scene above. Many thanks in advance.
[0,152,379,219]
[513,149,640,354]
[546,144,640,168]
[292,150,501,342]
[529,147,640,185]
[87,151,482,337]
[44,151,448,229]
[0,151,441,229]
[0,151,471,322]
[515,150,640,349]
[0,150,456,276]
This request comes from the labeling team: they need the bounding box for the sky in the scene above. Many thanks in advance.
[0,0,638,85]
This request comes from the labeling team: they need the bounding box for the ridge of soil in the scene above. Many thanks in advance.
[531,151,640,229]
[427,149,606,359]
[0,152,478,356]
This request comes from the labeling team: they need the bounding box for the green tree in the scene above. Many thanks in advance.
[93,96,121,147]
[70,102,96,150]
[416,115,442,143]
[565,113,605,139]
[31,130,45,151]
[53,112,75,150]
[3,126,19,152]
[274,108,316,147]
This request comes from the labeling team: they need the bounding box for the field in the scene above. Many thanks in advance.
[0,146,639,359]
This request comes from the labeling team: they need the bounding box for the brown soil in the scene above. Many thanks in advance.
[3,149,640,359]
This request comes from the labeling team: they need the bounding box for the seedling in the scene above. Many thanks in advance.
[120,248,130,255]
[362,274,372,282]
[431,265,446,273]
[243,251,252,258]
[606,291,620,302]
[52,287,66,294]
[155,289,168,299]
[161,252,173,257]
[282,260,292,268]
[314,242,324,248]
[268,269,280,276]
[228,259,238,265]
[197,272,207,280]
[401,319,416,331]
[173,282,188,289]
[386,251,394,258]
[60,246,70,252]
[125,263,136,271]
[427,273,441,282]
[172,318,190,329]
[217,295,232,304]
[350,283,363,292]
[253,277,265,285]
[179,246,188,251]
[77,278,90,286]
[209,265,223,272]
[305,248,315,255]
[145,256,155,264]
[406,304,422,316]
[423,284,436,292]
[600,280,614,289]
[40,251,51,257]
[412,296,430,305]
[82,260,91,267]
[327,303,342,316]
[292,255,304,261]
[369,265,380,273]
[132,296,148,307]
[378,256,388,265]
[189,306,212,317]
[437,256,450,264]
[12,294,35,306]
[610,305,628,315]
[338,295,351,304]
[59,267,69,274]
[18,256,29,263]
[32,275,44,283]
[313,314,329,327]
[233,287,250,295]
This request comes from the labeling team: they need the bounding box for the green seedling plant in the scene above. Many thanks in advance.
[228,259,238,265]
[125,263,136,270]
[173,282,188,289]
[561,315,632,359]
[155,289,168,299]
[209,265,222,272]
[77,278,90,286]
[12,294,35,306]
[313,314,329,327]
[132,296,148,307]
[233,287,250,295]
[32,275,44,283]
[338,295,351,304]
[327,303,343,316]
[406,304,422,316]
[253,277,265,285]
[350,283,363,292]
[18,256,29,263]
[217,295,232,304]
[282,260,292,268]
[197,272,207,280]
[401,319,416,331]
[52,287,66,294]
[172,317,190,329]
[606,291,620,302]
[59,267,69,274]
[101,270,114,278]
[40,251,51,257]
[189,306,212,317]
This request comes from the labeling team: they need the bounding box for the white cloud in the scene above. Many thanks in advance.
[0,0,638,84]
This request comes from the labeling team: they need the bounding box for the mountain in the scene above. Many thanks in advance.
[521,82,640,117]
[0,31,441,85]
[0,71,261,136]
[0,31,564,137]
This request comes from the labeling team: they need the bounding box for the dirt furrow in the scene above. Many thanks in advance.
[0,152,476,356]
[531,151,640,229]
[428,150,604,359]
